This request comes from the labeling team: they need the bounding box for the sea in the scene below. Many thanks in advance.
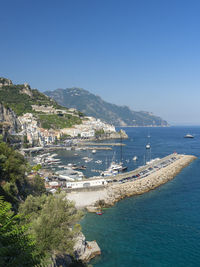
[52,126,200,266]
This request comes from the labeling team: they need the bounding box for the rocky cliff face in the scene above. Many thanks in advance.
[0,77,12,87]
[74,232,101,262]
[0,103,21,133]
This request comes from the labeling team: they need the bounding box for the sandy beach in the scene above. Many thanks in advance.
[67,189,109,208]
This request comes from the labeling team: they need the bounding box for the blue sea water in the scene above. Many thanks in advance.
[80,126,200,267]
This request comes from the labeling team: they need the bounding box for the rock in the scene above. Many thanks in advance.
[49,254,73,267]
[107,129,128,139]
[21,83,33,97]
[86,206,99,213]
[0,77,12,88]
[74,232,87,259]
[74,232,101,262]
[79,241,101,262]
[0,103,21,134]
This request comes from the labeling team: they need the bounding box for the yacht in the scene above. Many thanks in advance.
[184,134,194,138]
[101,161,127,177]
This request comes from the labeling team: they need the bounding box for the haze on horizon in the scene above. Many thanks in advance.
[1,0,200,126]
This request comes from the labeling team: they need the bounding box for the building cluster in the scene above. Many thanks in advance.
[18,113,116,146]
[61,116,116,138]
[31,105,79,117]
[18,113,61,146]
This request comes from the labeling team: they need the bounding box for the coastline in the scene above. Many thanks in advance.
[67,154,196,209]
[105,154,196,206]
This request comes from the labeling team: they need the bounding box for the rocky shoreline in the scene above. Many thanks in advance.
[67,154,196,211]
[66,154,196,264]
[103,154,196,206]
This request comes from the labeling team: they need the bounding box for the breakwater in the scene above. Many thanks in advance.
[67,153,196,209]
[104,154,196,206]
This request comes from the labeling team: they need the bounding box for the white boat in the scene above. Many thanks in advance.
[95,160,102,164]
[85,157,92,163]
[59,175,75,181]
[51,153,58,157]
[184,134,194,138]
[101,161,127,177]
[92,149,96,154]
[146,158,160,165]
[133,156,138,161]
[146,144,151,149]
[101,169,118,177]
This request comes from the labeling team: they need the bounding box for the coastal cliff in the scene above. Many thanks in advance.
[74,232,101,262]
[94,129,128,140]
[0,103,21,133]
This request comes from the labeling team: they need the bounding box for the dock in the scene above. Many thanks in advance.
[78,142,125,146]
[66,153,197,208]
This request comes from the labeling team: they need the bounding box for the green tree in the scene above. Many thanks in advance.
[32,164,42,172]
[0,142,29,207]
[19,193,83,258]
[32,174,46,196]
[0,197,42,267]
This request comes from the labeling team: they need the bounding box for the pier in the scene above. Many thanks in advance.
[66,153,196,208]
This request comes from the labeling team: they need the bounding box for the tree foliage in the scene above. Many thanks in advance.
[0,197,42,266]
[19,193,83,257]
[0,142,29,206]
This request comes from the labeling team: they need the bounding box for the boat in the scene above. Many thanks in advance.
[96,211,103,215]
[101,161,126,176]
[146,158,160,165]
[95,160,102,164]
[133,156,138,161]
[92,149,96,154]
[184,134,194,138]
[72,165,86,170]
[58,175,75,181]
[146,143,151,149]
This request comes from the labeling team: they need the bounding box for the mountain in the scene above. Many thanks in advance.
[45,88,168,127]
[0,78,83,130]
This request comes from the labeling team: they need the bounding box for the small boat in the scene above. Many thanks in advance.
[146,144,151,149]
[72,165,86,170]
[184,134,194,138]
[92,149,96,154]
[133,156,138,161]
[95,160,102,164]
[96,211,103,215]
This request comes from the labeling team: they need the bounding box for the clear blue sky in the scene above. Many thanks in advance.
[1,0,200,125]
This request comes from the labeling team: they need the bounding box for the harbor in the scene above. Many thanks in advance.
[66,153,196,208]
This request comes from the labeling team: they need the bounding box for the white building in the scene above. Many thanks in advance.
[66,179,107,189]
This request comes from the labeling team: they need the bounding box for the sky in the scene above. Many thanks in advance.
[1,0,200,125]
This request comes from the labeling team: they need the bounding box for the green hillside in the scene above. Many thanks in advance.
[0,78,82,129]
[45,87,168,126]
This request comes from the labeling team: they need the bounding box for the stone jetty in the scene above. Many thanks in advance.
[104,154,196,206]
[67,153,196,209]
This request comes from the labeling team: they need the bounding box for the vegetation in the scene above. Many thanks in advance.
[0,197,43,266]
[95,128,105,138]
[0,141,86,266]
[0,81,84,130]
[19,193,83,260]
[0,84,59,116]
[38,113,82,130]
[0,142,29,207]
